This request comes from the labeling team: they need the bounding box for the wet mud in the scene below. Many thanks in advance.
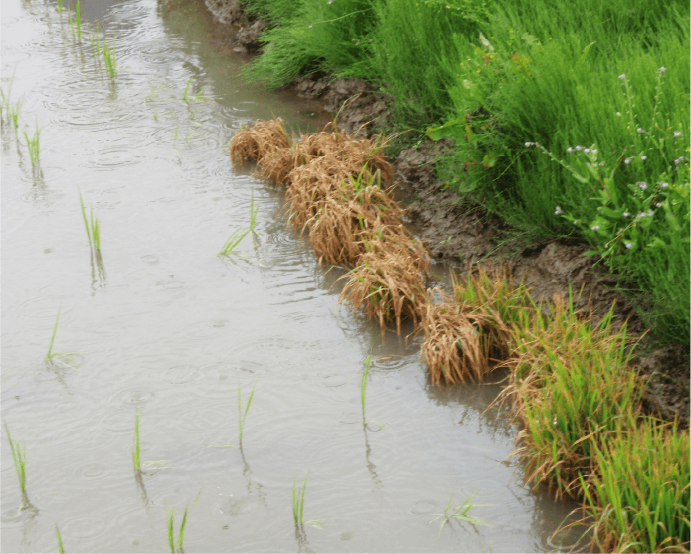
[204,0,689,429]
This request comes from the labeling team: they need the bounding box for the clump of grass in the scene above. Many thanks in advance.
[292,472,309,527]
[166,488,203,554]
[219,193,258,256]
[132,408,141,474]
[579,418,690,553]
[78,188,101,253]
[428,491,489,535]
[55,523,65,554]
[23,118,42,166]
[237,380,257,447]
[497,291,644,499]
[4,423,30,509]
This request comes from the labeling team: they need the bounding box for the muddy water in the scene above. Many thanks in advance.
[1,0,587,551]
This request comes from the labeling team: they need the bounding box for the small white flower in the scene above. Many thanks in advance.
[618,74,626,79]
[592,149,597,154]
[660,182,669,188]
[624,157,632,164]
[623,212,630,217]
[656,202,661,207]
[638,182,647,190]
[637,128,644,133]
[625,242,632,249]
[591,225,600,231]
[616,112,621,116]
[555,206,562,215]
[637,212,646,218]
[553,417,557,426]
[648,209,654,216]
[566,147,573,153]
[641,155,647,160]
[673,131,682,137]
[659,66,667,72]
[308,24,313,28]
[575,145,583,151]
[584,148,591,153]
[525,142,531,147]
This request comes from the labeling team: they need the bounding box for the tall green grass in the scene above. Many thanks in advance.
[4,423,30,508]
[237,380,257,447]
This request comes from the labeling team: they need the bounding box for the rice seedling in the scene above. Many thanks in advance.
[219,193,258,256]
[23,118,42,166]
[45,308,80,369]
[55,0,62,15]
[88,22,101,59]
[74,0,81,41]
[102,38,116,79]
[132,408,141,474]
[579,418,690,553]
[55,523,65,554]
[67,6,75,40]
[4,423,30,508]
[428,491,489,535]
[166,488,202,554]
[78,189,101,253]
[360,350,370,424]
[292,472,309,526]
[237,380,257,447]
[497,291,644,499]
[147,83,171,102]
[8,96,23,134]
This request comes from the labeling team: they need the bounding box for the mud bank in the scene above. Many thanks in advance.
[200,0,688,429]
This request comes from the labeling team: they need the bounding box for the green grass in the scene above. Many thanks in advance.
[56,524,65,554]
[580,419,689,553]
[292,472,309,526]
[4,423,29,507]
[166,489,202,554]
[132,408,141,474]
[237,380,257,447]
[219,193,258,256]
[428,491,489,535]
[78,189,101,253]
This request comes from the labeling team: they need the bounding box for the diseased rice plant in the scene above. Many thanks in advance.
[55,524,65,554]
[78,188,101,252]
[219,193,258,256]
[428,491,489,535]
[237,380,257,447]
[4,423,30,508]
[132,408,141,474]
[166,488,202,554]
[579,418,690,553]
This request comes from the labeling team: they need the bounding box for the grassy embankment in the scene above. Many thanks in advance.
[239,0,690,348]
[230,1,690,550]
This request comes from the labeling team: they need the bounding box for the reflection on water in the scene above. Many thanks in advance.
[1,0,589,550]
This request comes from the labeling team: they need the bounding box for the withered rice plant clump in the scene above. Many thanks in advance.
[495,293,643,499]
[339,237,430,334]
[229,118,291,168]
[420,266,533,386]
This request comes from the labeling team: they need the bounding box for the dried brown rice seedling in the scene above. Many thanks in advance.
[339,238,430,334]
[420,294,499,385]
[229,118,291,165]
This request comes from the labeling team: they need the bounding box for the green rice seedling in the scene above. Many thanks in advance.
[166,488,202,554]
[74,0,81,41]
[23,118,42,166]
[292,472,309,526]
[9,96,23,134]
[237,380,257,447]
[89,23,101,59]
[55,523,65,554]
[45,308,79,368]
[147,83,171,102]
[4,423,29,508]
[579,418,690,553]
[67,6,75,40]
[219,194,258,256]
[360,351,370,424]
[132,408,141,474]
[102,38,116,79]
[182,77,193,103]
[78,189,101,252]
[428,491,489,535]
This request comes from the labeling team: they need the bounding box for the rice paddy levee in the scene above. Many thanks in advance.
[230,117,690,553]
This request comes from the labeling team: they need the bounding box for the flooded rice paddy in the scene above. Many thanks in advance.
[1,0,586,550]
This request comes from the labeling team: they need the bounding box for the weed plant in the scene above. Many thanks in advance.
[237,380,257,447]
[580,418,690,553]
[428,491,488,535]
[4,423,29,508]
